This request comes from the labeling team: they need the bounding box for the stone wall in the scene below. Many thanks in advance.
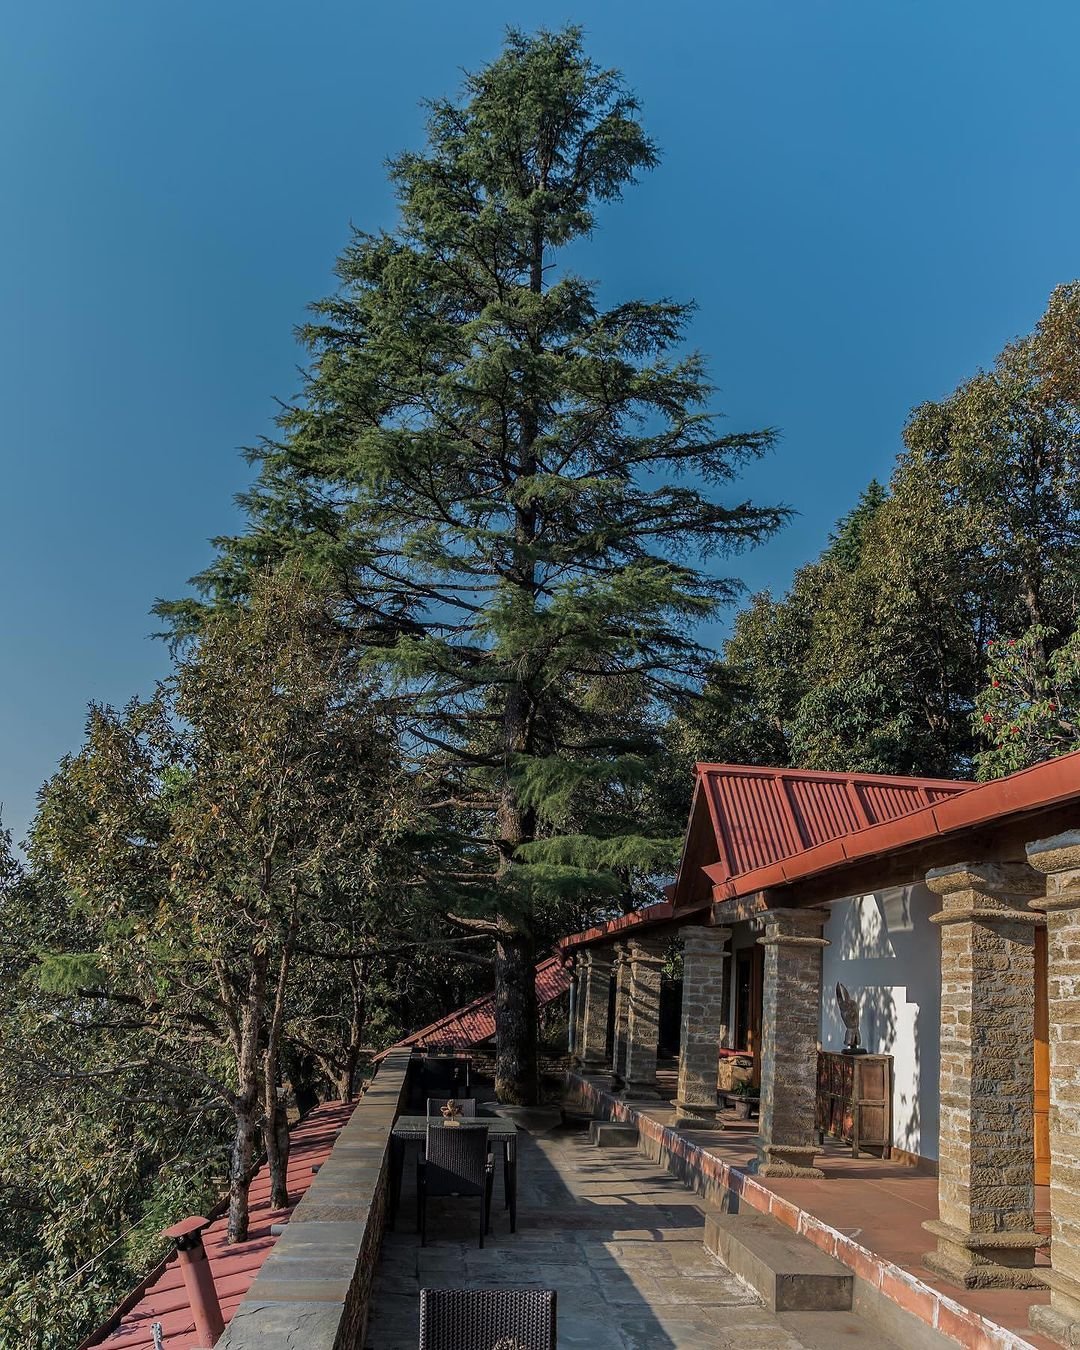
[218,1050,413,1350]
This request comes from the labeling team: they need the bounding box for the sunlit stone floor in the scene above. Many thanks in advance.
[364,1120,902,1349]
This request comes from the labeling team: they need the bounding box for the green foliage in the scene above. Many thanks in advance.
[974,627,1080,777]
[686,285,1080,780]
[34,950,103,993]
[157,28,784,1099]
[0,570,435,1343]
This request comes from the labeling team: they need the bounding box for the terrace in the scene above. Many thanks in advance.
[364,1094,910,1350]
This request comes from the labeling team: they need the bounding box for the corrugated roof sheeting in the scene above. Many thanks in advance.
[696,765,970,885]
[709,747,1080,903]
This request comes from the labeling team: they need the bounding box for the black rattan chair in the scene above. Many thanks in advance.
[421,1056,468,1100]
[426,1096,478,1118]
[418,1058,459,1101]
[417,1124,494,1248]
[418,1288,557,1350]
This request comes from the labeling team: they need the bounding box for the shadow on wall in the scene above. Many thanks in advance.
[820,885,941,1161]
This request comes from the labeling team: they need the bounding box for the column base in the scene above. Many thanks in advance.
[1029,1270,1080,1347]
[615,1082,661,1101]
[579,1059,611,1076]
[671,1100,726,1130]
[921,1220,1046,1290]
[756,1143,824,1178]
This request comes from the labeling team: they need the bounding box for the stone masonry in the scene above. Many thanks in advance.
[1028,831,1080,1347]
[619,937,667,1099]
[570,953,588,1065]
[673,926,731,1129]
[756,907,828,1177]
[610,942,630,1085]
[579,948,614,1072]
[922,862,1046,1291]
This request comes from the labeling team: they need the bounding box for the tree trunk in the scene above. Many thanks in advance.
[494,927,539,1105]
[263,939,293,1211]
[340,957,367,1101]
[262,1090,290,1212]
[228,952,267,1243]
[227,1094,259,1242]
[490,202,546,1107]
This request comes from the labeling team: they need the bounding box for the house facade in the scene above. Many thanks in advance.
[558,753,1080,1347]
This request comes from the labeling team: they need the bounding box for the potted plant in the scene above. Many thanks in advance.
[732,1081,758,1120]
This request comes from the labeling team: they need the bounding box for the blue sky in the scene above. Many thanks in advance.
[2,1,1079,847]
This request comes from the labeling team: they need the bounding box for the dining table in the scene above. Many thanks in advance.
[389,1112,519,1233]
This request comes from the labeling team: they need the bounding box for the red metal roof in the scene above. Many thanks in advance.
[81,1099,356,1350]
[694,764,970,886]
[375,955,571,1059]
[708,747,1080,902]
[556,900,674,956]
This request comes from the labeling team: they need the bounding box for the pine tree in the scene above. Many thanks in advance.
[160,28,785,1102]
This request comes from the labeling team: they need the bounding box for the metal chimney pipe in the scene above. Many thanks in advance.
[161,1216,225,1348]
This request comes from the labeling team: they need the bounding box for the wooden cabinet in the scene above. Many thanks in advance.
[815,1051,892,1158]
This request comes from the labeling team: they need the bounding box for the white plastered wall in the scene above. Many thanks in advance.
[820,884,941,1162]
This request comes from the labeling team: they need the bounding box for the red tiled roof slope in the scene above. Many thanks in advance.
[375,955,570,1059]
[81,1099,356,1350]
[695,764,970,884]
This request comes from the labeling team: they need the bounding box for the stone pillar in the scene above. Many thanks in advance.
[619,938,667,1099]
[756,907,828,1177]
[567,958,580,1062]
[921,862,1046,1290]
[578,948,614,1073]
[673,926,731,1129]
[610,942,630,1084]
[718,946,733,1051]
[1028,832,1080,1346]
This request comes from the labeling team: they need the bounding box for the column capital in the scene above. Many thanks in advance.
[1027,830,1080,914]
[756,907,828,949]
[679,924,731,956]
[926,861,1045,926]
[626,936,667,966]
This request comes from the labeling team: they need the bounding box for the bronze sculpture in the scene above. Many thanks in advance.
[836,982,863,1054]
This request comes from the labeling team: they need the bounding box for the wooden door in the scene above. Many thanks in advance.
[733,945,765,1087]
[1035,926,1050,1188]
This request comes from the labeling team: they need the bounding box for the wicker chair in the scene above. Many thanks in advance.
[417,1124,494,1248]
[426,1096,478,1118]
[422,1056,469,1100]
[418,1288,557,1350]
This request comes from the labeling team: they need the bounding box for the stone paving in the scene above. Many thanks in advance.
[364,1120,898,1349]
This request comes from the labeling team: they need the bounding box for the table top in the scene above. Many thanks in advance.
[393,1113,518,1139]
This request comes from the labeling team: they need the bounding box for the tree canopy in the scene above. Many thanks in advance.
[685,284,1080,782]
[159,26,786,1102]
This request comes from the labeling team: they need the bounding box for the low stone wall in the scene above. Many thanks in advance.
[567,1071,1036,1350]
[219,1050,413,1350]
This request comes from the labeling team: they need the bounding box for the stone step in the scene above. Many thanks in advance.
[704,1210,853,1312]
[588,1120,639,1147]
[776,1309,905,1349]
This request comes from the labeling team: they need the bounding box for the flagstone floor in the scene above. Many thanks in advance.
[364,1120,907,1349]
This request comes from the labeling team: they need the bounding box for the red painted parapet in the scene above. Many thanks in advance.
[161,1216,225,1348]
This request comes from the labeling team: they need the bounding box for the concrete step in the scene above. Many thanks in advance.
[704,1210,853,1312]
[776,1309,905,1349]
[588,1120,639,1147]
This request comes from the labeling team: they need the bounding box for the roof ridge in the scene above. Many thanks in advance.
[694,762,972,789]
